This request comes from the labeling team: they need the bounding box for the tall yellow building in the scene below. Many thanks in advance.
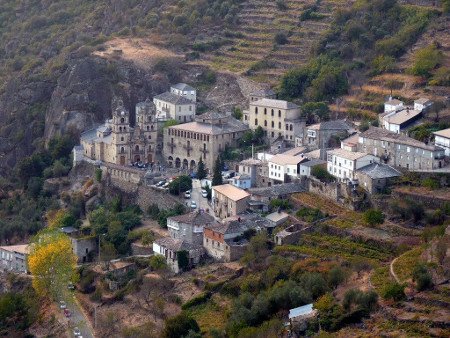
[80,99,158,165]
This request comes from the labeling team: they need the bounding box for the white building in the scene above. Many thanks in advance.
[384,98,404,113]
[414,98,433,112]
[299,159,327,177]
[230,175,252,189]
[268,154,307,183]
[153,92,196,122]
[382,108,422,134]
[170,83,196,102]
[327,148,379,181]
[433,128,450,156]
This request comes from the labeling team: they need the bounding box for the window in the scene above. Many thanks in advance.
[278,110,281,117]
[264,120,267,127]
[278,122,281,129]
[264,108,267,115]
[121,137,124,141]
[189,105,192,111]
[271,109,274,116]
[255,118,258,126]
[290,125,293,131]
[255,107,258,115]
[271,121,274,128]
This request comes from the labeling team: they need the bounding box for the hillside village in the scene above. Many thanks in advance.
[0,0,450,337]
[2,79,450,337]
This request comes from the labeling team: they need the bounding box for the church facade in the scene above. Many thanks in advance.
[80,99,158,166]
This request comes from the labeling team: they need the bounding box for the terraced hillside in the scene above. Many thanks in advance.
[200,0,351,84]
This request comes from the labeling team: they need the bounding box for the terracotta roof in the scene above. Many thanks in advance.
[0,244,29,255]
[433,128,450,139]
[213,184,250,201]
[154,91,195,105]
[327,148,370,161]
[304,149,321,159]
[360,127,442,152]
[269,154,307,166]
[168,210,215,225]
[250,98,298,110]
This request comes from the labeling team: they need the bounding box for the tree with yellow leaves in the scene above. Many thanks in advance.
[28,228,78,300]
[46,208,77,229]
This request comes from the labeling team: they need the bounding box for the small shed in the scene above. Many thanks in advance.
[265,211,289,228]
[288,303,318,332]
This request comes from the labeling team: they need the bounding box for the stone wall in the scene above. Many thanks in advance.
[308,178,341,201]
[71,237,97,263]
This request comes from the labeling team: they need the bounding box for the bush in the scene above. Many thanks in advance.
[363,209,384,226]
[311,166,335,183]
[421,177,439,190]
[412,264,433,291]
[274,32,288,45]
[149,255,167,271]
[181,292,212,310]
[382,282,406,301]
[168,175,192,195]
[163,313,200,338]
[410,44,443,78]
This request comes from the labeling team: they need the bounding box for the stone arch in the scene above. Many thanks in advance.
[175,158,181,168]
[135,145,140,152]
[183,159,189,169]
[168,156,173,167]
[190,160,196,170]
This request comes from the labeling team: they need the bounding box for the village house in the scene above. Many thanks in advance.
[414,98,433,112]
[299,159,327,177]
[268,154,307,183]
[300,120,355,152]
[170,83,196,102]
[230,174,252,189]
[0,244,29,274]
[61,227,97,263]
[433,128,450,156]
[379,107,422,134]
[248,183,305,212]
[341,134,360,152]
[327,148,379,181]
[80,99,158,166]
[384,97,404,113]
[243,98,303,143]
[164,112,249,172]
[237,158,265,188]
[357,127,445,171]
[153,92,196,122]
[212,184,251,219]
[203,215,271,262]
[167,210,216,246]
[153,237,204,273]
[355,163,401,194]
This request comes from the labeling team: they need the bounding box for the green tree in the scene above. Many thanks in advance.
[302,102,330,122]
[95,168,103,182]
[382,282,406,301]
[232,107,243,120]
[363,209,384,226]
[149,255,167,271]
[163,119,179,128]
[168,175,192,195]
[196,157,207,180]
[410,44,443,78]
[212,156,223,186]
[163,313,200,338]
[412,264,433,291]
[177,250,190,271]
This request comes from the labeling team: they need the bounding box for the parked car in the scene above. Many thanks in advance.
[201,189,208,198]
[162,182,170,188]
[64,309,71,317]
[73,327,81,336]
[190,201,197,209]
[184,190,191,199]
[156,180,165,187]
[59,301,66,309]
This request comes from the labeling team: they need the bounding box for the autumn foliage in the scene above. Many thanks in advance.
[28,229,78,300]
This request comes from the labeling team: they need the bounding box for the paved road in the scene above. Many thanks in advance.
[188,179,213,216]
[62,293,95,338]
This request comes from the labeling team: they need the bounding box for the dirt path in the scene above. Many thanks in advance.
[390,256,401,283]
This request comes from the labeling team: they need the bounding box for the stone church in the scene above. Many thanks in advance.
[80,99,158,166]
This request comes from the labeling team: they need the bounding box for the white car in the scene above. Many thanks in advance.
[201,189,208,198]
[59,301,66,309]
[73,327,81,336]
[190,201,197,209]
[184,191,191,199]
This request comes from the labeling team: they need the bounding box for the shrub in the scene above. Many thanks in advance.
[149,255,167,271]
[412,264,433,291]
[421,177,439,190]
[363,209,384,226]
[382,282,406,301]
[274,32,288,45]
[163,313,200,338]
[276,0,288,10]
[410,44,443,78]
[311,166,335,183]
[181,292,212,310]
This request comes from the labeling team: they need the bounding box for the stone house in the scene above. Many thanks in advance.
[61,227,98,263]
[230,175,252,189]
[384,97,404,113]
[170,83,196,102]
[414,98,433,112]
[341,134,359,152]
[355,163,401,194]
[327,148,379,181]
[163,112,249,172]
[212,184,251,219]
[237,158,263,187]
[167,210,216,246]
[203,219,249,262]
[433,128,450,156]
[243,98,302,143]
[358,127,445,170]
[301,120,355,153]
[80,99,158,166]
[153,92,196,122]
[248,183,305,212]
[153,237,204,273]
[0,244,29,274]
